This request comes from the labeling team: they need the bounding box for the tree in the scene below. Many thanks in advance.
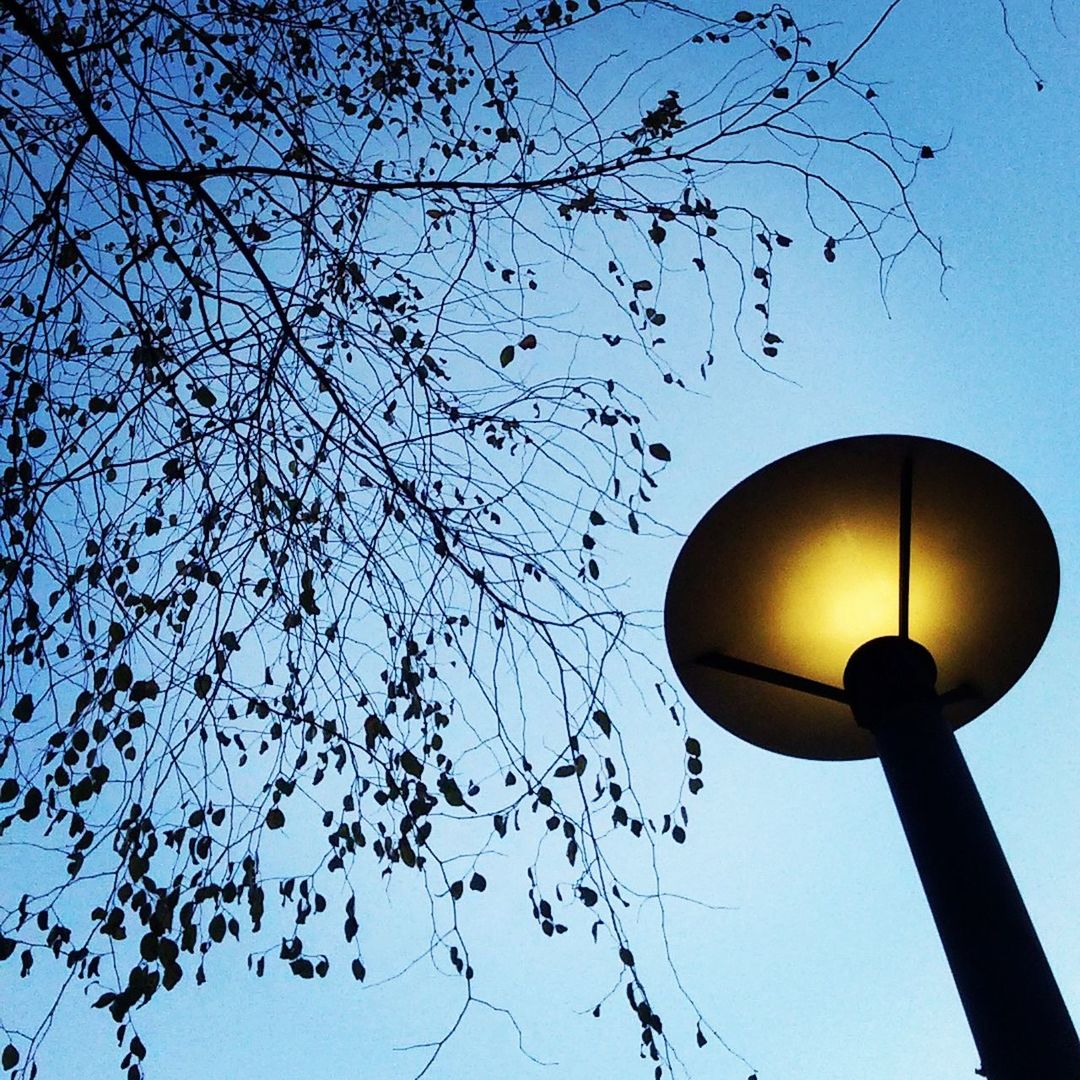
[0,1,947,1075]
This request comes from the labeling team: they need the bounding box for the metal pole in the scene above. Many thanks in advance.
[844,637,1080,1080]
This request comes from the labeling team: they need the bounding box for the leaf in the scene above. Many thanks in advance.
[12,693,33,723]
[113,663,132,691]
[648,222,666,245]
[266,807,285,830]
[592,709,612,736]
[469,872,486,892]
[193,385,217,408]
[290,957,315,979]
[578,886,598,907]
[209,913,226,943]
[648,443,671,462]
[351,958,366,981]
[57,239,79,270]
[499,345,515,367]
[0,778,18,803]
[139,932,158,962]
[697,1025,708,1048]
[920,145,934,159]
[0,937,16,962]
[733,10,753,22]
[130,679,159,702]
[2,1043,19,1070]
[18,786,41,822]
[519,333,537,350]
[438,775,473,811]
[619,946,635,966]
[400,750,423,778]
[772,86,789,99]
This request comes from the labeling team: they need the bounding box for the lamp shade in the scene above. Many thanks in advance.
[665,435,1059,760]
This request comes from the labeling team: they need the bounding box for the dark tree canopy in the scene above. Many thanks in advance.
[0,0,947,1075]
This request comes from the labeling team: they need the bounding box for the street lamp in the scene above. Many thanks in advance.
[664,434,1079,1078]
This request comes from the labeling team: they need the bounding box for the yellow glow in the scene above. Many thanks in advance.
[769,524,956,684]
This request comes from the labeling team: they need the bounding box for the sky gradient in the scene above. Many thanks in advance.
[5,2,1079,1078]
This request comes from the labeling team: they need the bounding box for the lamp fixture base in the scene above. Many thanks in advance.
[843,635,938,730]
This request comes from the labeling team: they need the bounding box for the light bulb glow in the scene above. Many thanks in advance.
[767,523,956,685]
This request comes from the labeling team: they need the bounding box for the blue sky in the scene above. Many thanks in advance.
[5,3,1079,1078]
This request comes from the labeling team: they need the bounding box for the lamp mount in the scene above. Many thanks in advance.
[843,635,938,730]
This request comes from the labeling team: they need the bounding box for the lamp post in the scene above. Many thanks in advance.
[665,434,1080,1079]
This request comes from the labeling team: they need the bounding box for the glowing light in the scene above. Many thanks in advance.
[770,524,895,681]
[767,524,957,685]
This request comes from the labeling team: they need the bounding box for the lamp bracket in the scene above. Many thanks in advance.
[843,636,939,731]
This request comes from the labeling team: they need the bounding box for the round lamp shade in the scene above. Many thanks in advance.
[665,435,1059,760]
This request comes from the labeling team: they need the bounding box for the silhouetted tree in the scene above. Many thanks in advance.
[0,0,947,1075]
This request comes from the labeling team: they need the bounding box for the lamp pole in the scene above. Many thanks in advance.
[844,636,1080,1078]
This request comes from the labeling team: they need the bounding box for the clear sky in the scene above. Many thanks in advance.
[6,2,1079,1079]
